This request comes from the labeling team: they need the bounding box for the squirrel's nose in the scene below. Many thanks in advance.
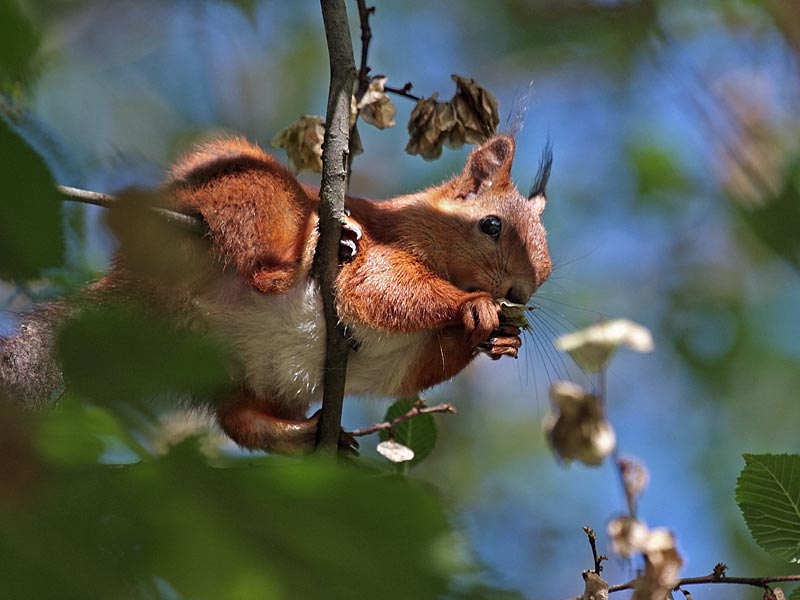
[507,286,531,304]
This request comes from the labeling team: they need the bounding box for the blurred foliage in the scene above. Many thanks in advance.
[0,400,463,600]
[736,162,800,272]
[0,0,39,88]
[0,118,63,280]
[56,302,231,406]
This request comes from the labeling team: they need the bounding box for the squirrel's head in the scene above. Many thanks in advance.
[437,135,552,304]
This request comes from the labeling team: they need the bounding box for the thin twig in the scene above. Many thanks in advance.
[581,526,606,574]
[354,0,374,102]
[350,401,456,437]
[384,83,421,102]
[608,573,800,594]
[58,185,206,234]
[348,0,374,175]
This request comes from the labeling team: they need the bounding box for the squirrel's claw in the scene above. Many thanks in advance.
[478,325,522,360]
[339,216,363,262]
[339,430,360,457]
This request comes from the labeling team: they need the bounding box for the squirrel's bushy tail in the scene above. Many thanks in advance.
[0,308,65,409]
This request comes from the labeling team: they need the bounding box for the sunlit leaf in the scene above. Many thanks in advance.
[0,119,64,280]
[736,454,800,563]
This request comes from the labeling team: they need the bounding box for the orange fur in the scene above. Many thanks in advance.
[153,134,551,453]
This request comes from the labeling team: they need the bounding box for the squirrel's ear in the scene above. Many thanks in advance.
[457,135,515,198]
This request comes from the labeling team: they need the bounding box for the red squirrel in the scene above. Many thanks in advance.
[1,134,552,454]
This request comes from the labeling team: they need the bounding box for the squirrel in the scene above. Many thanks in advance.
[0,133,552,454]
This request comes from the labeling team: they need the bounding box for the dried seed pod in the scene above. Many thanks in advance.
[450,74,500,146]
[607,516,649,558]
[544,381,616,466]
[270,115,325,174]
[406,94,450,160]
[357,76,397,130]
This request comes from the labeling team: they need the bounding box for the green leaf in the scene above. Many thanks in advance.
[56,303,230,407]
[379,397,438,469]
[0,0,40,86]
[787,587,800,600]
[0,119,64,280]
[735,454,800,562]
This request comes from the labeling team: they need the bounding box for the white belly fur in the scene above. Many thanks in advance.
[195,275,427,410]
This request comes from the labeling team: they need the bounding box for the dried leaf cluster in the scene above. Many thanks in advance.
[602,518,684,600]
[271,74,498,171]
[407,75,500,160]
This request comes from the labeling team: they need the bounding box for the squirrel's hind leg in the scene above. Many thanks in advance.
[216,389,358,455]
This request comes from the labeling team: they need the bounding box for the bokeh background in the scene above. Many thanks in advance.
[2,1,800,598]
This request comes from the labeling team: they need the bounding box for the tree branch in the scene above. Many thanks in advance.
[350,400,456,437]
[608,573,800,594]
[58,185,205,234]
[314,0,356,456]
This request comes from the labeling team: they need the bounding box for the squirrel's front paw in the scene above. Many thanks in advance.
[478,325,522,360]
[339,215,363,262]
[460,293,500,347]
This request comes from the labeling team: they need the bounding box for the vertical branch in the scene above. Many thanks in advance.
[315,0,356,455]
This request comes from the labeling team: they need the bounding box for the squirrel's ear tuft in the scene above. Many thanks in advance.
[457,135,515,198]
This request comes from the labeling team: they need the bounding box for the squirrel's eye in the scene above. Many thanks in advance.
[479,215,502,240]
